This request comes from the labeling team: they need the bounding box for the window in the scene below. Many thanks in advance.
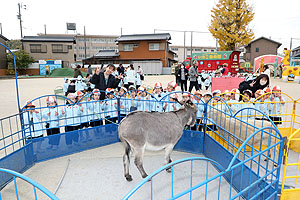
[174,55,178,58]
[171,47,178,51]
[203,49,207,52]
[30,44,42,53]
[123,44,133,51]
[52,44,64,53]
[68,45,72,49]
[211,49,215,52]
[195,48,201,51]
[149,43,160,51]
[256,48,259,52]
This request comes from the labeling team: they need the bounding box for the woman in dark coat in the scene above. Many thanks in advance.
[176,63,189,92]
[238,74,270,98]
[90,64,122,100]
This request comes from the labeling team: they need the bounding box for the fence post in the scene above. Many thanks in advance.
[291,100,297,135]
[117,96,121,124]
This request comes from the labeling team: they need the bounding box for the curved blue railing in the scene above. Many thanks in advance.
[0,168,58,200]
[122,157,225,200]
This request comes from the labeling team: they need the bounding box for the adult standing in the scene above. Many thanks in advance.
[238,74,269,98]
[90,64,122,100]
[174,64,181,87]
[136,66,144,81]
[87,65,93,77]
[262,65,271,79]
[188,61,200,92]
[126,64,136,89]
[176,63,188,92]
[117,64,125,75]
[74,65,83,78]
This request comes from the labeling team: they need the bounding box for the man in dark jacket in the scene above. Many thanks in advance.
[74,65,83,78]
[90,64,122,100]
[117,64,125,75]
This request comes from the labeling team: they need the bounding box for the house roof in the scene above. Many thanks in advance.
[92,50,119,58]
[22,36,76,43]
[117,33,171,42]
[245,37,282,48]
[0,34,9,41]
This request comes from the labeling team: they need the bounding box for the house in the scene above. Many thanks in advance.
[22,35,76,69]
[83,33,176,74]
[292,46,300,57]
[244,37,282,66]
[170,45,217,62]
[0,34,9,75]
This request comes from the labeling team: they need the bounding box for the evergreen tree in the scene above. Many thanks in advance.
[209,0,255,51]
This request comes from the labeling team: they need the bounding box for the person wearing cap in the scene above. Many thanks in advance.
[75,75,85,92]
[118,87,128,119]
[63,93,81,146]
[188,61,200,93]
[41,96,63,149]
[191,91,205,131]
[75,91,90,129]
[163,93,181,112]
[135,72,142,90]
[176,63,188,92]
[126,85,138,112]
[182,93,191,102]
[234,90,255,120]
[23,101,44,140]
[126,64,136,89]
[63,78,69,96]
[90,64,122,100]
[203,76,211,90]
[88,89,103,127]
[253,89,264,114]
[202,91,213,103]
[151,82,164,112]
[67,79,76,96]
[269,86,285,125]
[137,86,150,111]
[103,88,118,124]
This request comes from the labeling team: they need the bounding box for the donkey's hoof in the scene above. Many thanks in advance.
[166,167,172,173]
[125,175,133,182]
[142,174,148,179]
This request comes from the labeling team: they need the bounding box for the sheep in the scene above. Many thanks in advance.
[206,106,280,164]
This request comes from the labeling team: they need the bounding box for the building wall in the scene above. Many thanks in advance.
[0,38,7,70]
[75,35,118,61]
[245,39,279,66]
[170,45,217,62]
[23,41,75,68]
[118,40,174,67]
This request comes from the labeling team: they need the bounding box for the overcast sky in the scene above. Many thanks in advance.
[1,0,300,52]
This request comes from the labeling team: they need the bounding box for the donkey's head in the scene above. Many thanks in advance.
[178,99,198,126]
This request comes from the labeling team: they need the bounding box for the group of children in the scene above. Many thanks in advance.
[23,79,285,148]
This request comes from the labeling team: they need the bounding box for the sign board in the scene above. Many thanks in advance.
[67,23,76,30]
[39,60,62,75]
[192,51,233,61]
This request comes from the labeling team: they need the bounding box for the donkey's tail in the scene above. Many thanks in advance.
[120,137,131,164]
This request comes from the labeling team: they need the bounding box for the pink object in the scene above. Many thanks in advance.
[211,77,244,92]
[254,55,283,72]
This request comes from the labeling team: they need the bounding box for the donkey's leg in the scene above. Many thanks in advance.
[165,145,174,173]
[134,147,148,179]
[122,140,133,181]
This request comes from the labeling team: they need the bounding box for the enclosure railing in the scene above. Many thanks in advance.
[0,168,58,200]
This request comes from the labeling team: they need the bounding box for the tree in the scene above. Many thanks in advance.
[7,50,35,74]
[209,0,255,51]
[6,40,22,50]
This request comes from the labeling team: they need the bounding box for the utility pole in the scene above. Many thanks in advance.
[84,26,87,59]
[0,23,2,35]
[17,3,26,39]
[190,31,193,58]
[183,31,186,59]
[121,27,122,35]
[44,24,47,35]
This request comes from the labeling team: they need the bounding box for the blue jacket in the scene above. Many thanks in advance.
[42,107,63,128]
[23,111,44,138]
[63,104,81,126]
[87,101,103,121]
[102,98,118,118]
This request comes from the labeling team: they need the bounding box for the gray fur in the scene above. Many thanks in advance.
[119,100,197,181]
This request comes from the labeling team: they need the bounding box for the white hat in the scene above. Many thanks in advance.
[24,100,35,108]
[170,93,178,99]
[212,90,221,95]
[272,85,281,91]
[120,87,127,92]
[129,85,136,90]
[67,93,76,99]
[154,82,163,88]
[168,81,177,89]
[46,96,57,104]
[106,88,114,93]
[203,91,213,97]
[138,86,146,91]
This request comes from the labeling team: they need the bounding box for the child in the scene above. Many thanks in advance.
[163,81,177,101]
[103,88,118,124]
[262,87,272,116]
[191,91,205,131]
[202,91,213,103]
[118,87,128,119]
[23,101,44,139]
[203,77,210,90]
[76,91,90,129]
[135,73,142,90]
[269,85,285,125]
[67,79,76,95]
[137,86,150,111]
[63,78,69,96]
[88,89,103,127]
[163,93,181,112]
[75,76,85,92]
[126,85,138,112]
[236,90,255,120]
[42,96,63,149]
[197,74,203,90]
[151,82,164,112]
[63,93,81,146]
[182,93,191,102]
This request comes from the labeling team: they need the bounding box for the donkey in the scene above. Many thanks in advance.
[119,100,198,181]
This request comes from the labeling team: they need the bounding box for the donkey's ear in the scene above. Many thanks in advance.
[186,99,193,106]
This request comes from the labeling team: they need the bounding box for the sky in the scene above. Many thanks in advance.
[1,0,300,52]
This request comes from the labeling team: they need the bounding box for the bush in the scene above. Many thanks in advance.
[7,50,35,74]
